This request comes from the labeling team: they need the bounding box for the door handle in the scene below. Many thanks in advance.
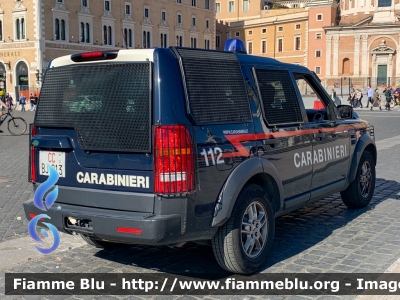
[313,133,326,139]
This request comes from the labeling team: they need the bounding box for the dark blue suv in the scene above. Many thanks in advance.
[24,40,376,274]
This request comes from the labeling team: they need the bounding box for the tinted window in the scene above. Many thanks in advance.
[255,69,303,125]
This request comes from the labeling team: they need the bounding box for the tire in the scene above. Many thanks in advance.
[7,117,27,135]
[80,234,119,249]
[341,151,375,208]
[212,184,275,274]
[390,100,395,108]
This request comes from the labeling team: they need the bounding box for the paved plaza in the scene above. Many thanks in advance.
[1,109,400,299]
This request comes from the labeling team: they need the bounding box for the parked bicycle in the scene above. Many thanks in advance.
[0,109,27,135]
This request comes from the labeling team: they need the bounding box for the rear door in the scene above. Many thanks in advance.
[32,51,154,211]
[252,66,313,210]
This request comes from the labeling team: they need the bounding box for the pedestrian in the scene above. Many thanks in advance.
[19,93,27,112]
[366,85,373,108]
[33,94,38,110]
[348,88,356,107]
[0,95,5,111]
[370,88,382,111]
[29,93,35,111]
[384,86,392,110]
[356,89,363,108]
[5,93,13,110]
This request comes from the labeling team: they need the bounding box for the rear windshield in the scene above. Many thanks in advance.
[34,62,152,152]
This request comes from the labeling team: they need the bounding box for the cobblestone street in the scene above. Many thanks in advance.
[1,109,400,299]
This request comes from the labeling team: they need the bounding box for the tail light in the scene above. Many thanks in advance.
[154,125,195,194]
[30,126,37,183]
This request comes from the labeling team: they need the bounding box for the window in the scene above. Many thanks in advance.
[82,0,88,7]
[125,4,131,15]
[192,0,197,6]
[255,69,303,125]
[248,30,253,35]
[80,22,85,42]
[205,0,210,9]
[378,0,391,7]
[315,50,321,57]
[315,67,321,75]
[61,20,66,40]
[124,28,133,47]
[192,17,196,26]
[176,35,183,47]
[248,41,253,54]
[177,0,182,3]
[261,40,266,53]
[143,30,151,48]
[55,19,60,40]
[191,37,197,48]
[162,11,166,21]
[235,31,240,37]
[57,0,63,2]
[206,19,209,28]
[215,2,221,12]
[243,0,249,11]
[295,24,301,30]
[216,35,220,47]
[15,18,25,40]
[105,0,110,11]
[144,8,149,18]
[228,1,234,12]
[103,25,112,45]
[293,3,298,7]
[0,21,2,41]
[316,14,322,21]
[295,36,301,51]
[294,73,325,114]
[160,33,168,48]
[261,28,267,34]
[205,39,210,49]
[178,14,182,24]
[278,26,283,32]
[85,23,90,43]
[277,38,283,52]
[316,33,322,39]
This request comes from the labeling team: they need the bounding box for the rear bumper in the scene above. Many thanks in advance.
[23,200,183,245]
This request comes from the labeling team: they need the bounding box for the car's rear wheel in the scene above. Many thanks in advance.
[212,184,275,274]
[80,234,119,249]
[341,151,375,208]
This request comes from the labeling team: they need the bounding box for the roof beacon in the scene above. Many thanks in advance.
[224,39,247,54]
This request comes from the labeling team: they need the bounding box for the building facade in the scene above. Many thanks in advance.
[0,0,215,98]
[216,0,338,79]
[324,0,400,87]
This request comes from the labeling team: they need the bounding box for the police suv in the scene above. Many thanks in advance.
[24,39,376,274]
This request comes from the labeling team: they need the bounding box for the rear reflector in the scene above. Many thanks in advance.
[29,213,44,221]
[117,227,142,234]
[71,51,118,62]
[30,126,37,183]
[154,125,195,194]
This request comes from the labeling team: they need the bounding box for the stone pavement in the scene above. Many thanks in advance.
[1,110,400,299]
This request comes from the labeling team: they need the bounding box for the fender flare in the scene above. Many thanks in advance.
[210,157,284,227]
[347,134,377,185]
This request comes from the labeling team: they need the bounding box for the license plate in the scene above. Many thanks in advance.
[39,151,66,177]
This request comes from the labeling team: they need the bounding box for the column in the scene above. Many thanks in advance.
[354,35,360,76]
[361,35,368,76]
[333,36,339,76]
[396,33,400,76]
[326,36,332,76]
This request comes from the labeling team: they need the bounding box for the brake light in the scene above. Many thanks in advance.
[71,51,118,62]
[31,126,37,183]
[154,125,195,194]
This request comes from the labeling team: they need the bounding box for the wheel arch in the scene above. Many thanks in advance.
[347,134,376,185]
[210,157,283,228]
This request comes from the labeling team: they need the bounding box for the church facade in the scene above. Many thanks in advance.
[320,0,400,87]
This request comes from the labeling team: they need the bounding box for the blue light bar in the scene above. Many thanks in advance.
[224,39,247,54]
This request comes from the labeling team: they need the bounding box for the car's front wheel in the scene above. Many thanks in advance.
[212,184,275,274]
[341,151,375,208]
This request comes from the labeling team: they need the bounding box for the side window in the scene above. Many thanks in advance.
[255,69,303,125]
[293,73,332,121]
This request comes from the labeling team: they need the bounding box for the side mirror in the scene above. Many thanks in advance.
[337,105,354,119]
